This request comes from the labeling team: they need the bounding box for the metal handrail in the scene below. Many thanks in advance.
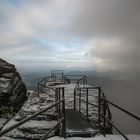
[74,86,100,134]
[101,97,140,122]
[51,70,64,83]
[0,99,65,137]
[74,85,140,140]
[100,114,129,140]
[73,75,88,109]
[38,76,55,97]
[76,98,98,108]
[99,88,140,140]
[37,75,66,138]
[40,117,65,140]
[40,87,66,139]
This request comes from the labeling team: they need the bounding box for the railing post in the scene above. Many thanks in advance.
[86,76,88,85]
[58,88,61,118]
[83,77,85,88]
[103,99,106,136]
[62,72,64,82]
[55,88,58,113]
[62,87,66,138]
[98,87,101,132]
[74,91,76,110]
[55,75,56,84]
[79,88,81,113]
[86,88,89,118]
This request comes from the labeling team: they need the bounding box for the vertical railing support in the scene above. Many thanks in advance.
[79,88,81,112]
[86,88,89,118]
[55,88,58,113]
[55,75,56,84]
[62,72,64,82]
[62,87,66,138]
[58,88,61,118]
[103,99,106,136]
[86,76,88,85]
[98,87,101,131]
[83,77,85,88]
[74,91,76,110]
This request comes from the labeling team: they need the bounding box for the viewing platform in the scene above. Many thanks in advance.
[0,70,140,140]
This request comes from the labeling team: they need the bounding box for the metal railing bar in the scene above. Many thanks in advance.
[64,75,87,76]
[40,117,64,140]
[76,98,99,108]
[86,88,89,118]
[103,100,106,136]
[80,86,100,89]
[62,87,66,138]
[38,76,52,84]
[100,114,129,140]
[79,88,81,112]
[101,97,140,122]
[39,84,55,90]
[51,70,63,73]
[98,87,101,131]
[0,99,64,137]
[76,109,99,128]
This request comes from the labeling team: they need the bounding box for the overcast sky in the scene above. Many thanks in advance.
[0,0,140,74]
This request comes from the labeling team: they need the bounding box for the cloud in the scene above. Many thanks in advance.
[64,0,140,74]
[0,0,140,74]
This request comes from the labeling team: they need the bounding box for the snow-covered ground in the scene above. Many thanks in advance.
[48,135,140,140]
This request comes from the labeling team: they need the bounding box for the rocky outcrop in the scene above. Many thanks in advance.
[0,58,27,116]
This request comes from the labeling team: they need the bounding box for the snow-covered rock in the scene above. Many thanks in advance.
[1,91,57,140]
[0,58,27,113]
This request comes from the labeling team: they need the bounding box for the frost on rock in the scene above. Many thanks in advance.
[1,90,58,140]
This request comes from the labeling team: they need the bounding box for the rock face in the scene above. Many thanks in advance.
[1,90,57,140]
[0,58,27,115]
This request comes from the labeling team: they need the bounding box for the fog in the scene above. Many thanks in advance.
[87,71,140,134]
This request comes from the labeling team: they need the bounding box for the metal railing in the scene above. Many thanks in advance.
[64,75,87,84]
[74,87,101,130]
[51,70,64,84]
[100,88,140,140]
[38,76,55,97]
[2,70,140,140]
[0,87,66,139]
[40,87,66,140]
[73,85,140,140]
[73,75,87,109]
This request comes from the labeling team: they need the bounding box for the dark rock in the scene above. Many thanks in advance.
[0,58,27,116]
